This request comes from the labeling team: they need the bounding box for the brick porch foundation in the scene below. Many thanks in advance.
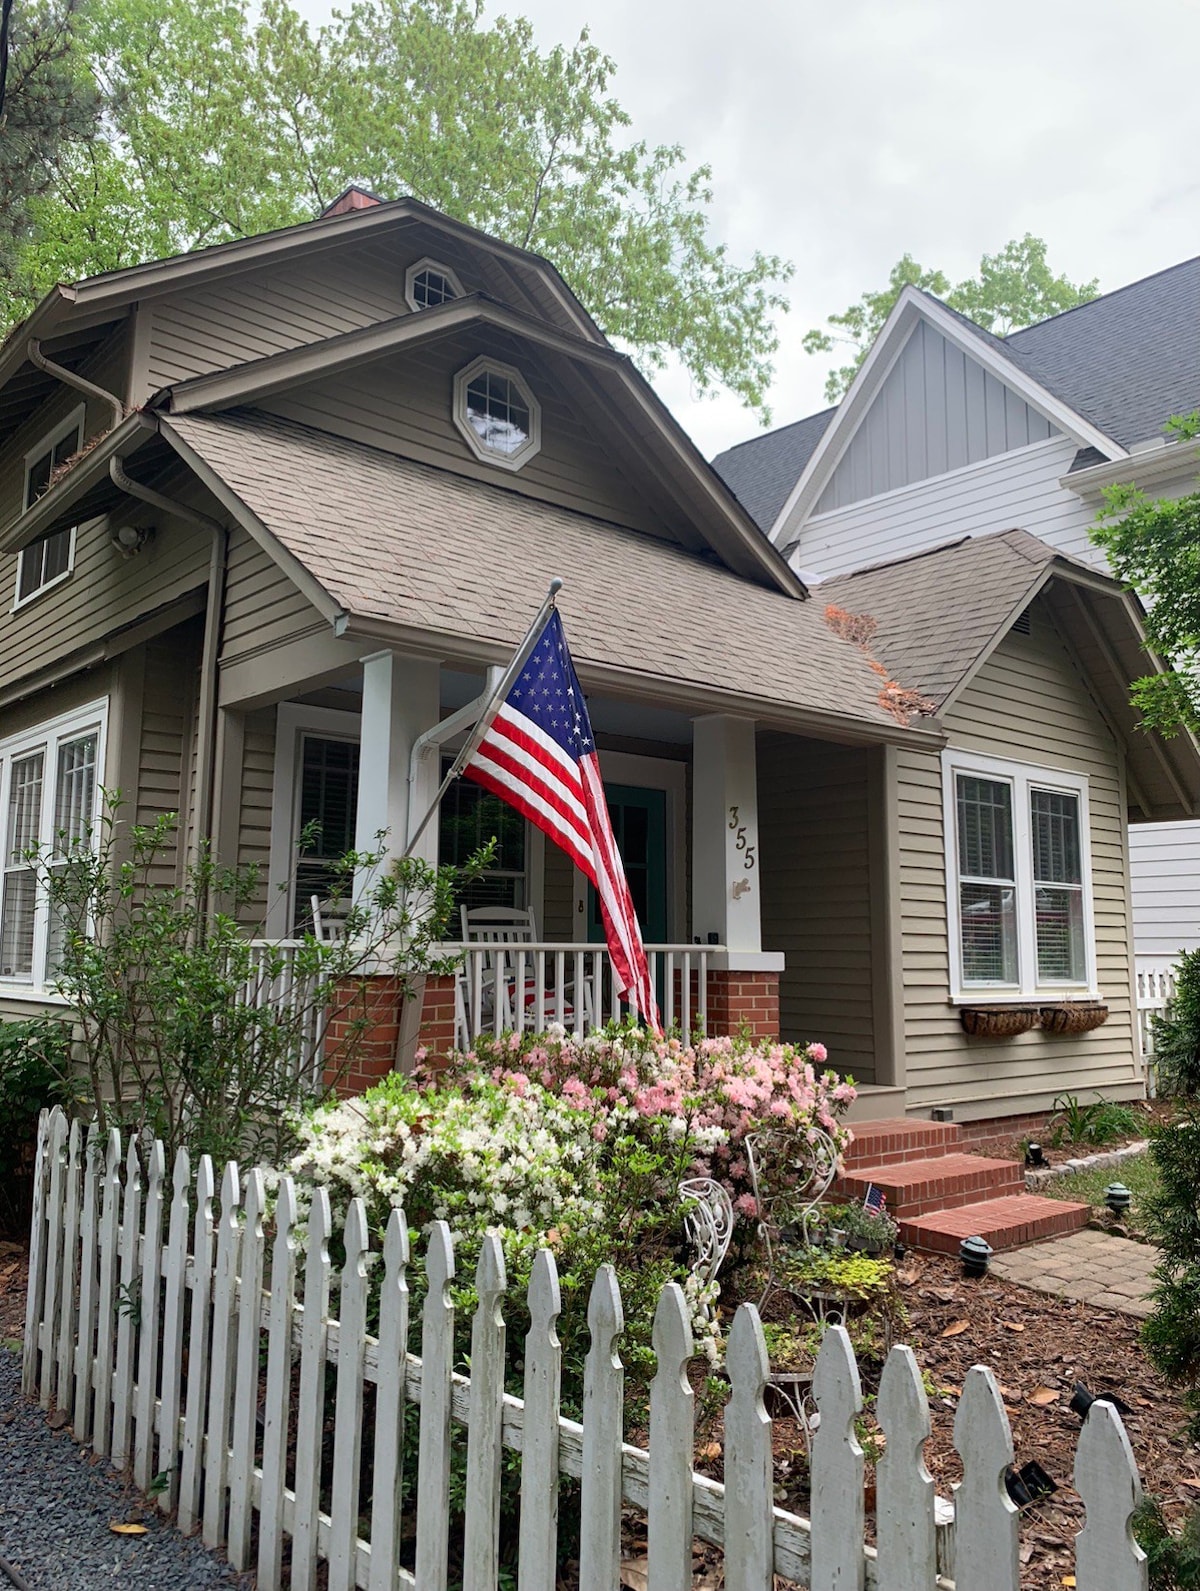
[703,969,780,1042]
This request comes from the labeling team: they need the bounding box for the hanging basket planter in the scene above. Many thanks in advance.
[1039,1003,1109,1035]
[960,1005,1039,1038]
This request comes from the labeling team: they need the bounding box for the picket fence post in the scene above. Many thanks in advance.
[111,1136,142,1466]
[518,1248,562,1591]
[202,1159,242,1550]
[72,1121,101,1444]
[876,1345,936,1591]
[1075,1401,1149,1591]
[259,1176,298,1591]
[133,1137,165,1492]
[91,1127,122,1460]
[39,1108,68,1412]
[157,1147,190,1511]
[578,1264,624,1591]
[178,1153,214,1535]
[648,1282,695,1591]
[812,1323,865,1590]
[292,1183,332,1591]
[368,1207,410,1591]
[329,1198,370,1591]
[229,1167,266,1569]
[414,1220,456,1591]
[21,1109,50,1399]
[953,1365,1020,1591]
[55,1118,82,1416]
[463,1234,507,1591]
[723,1304,774,1591]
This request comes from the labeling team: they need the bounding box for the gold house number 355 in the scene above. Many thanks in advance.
[727,805,756,869]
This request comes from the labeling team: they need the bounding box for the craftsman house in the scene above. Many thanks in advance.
[713,261,1200,998]
[0,189,1196,1139]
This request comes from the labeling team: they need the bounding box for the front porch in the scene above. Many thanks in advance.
[216,643,903,1089]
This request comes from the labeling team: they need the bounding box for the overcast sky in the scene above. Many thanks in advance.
[294,0,1200,459]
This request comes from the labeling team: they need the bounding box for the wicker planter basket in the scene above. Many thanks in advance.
[960,1005,1039,1038]
[1039,1003,1109,1034]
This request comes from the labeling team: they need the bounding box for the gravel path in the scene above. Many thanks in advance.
[0,1348,242,1590]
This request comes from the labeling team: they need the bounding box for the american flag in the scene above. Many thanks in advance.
[461,610,662,1034]
[863,1185,887,1215]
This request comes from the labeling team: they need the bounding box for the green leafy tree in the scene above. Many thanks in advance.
[0,0,98,280]
[4,0,791,414]
[804,234,1098,403]
[1091,412,1200,738]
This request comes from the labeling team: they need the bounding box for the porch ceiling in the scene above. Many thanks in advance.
[159,408,946,750]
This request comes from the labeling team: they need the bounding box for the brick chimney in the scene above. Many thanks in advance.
[321,185,385,218]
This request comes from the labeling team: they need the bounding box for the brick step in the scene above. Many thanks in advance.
[836,1153,1024,1220]
[899,1194,1092,1256]
[843,1118,963,1169]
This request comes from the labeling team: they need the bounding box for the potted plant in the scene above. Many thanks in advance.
[832,1200,898,1257]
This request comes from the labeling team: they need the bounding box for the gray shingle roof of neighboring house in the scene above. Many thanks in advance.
[819,528,1063,708]
[714,255,1200,530]
[709,407,834,531]
[163,408,935,743]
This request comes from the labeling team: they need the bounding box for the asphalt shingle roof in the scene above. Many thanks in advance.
[819,529,1059,707]
[710,408,834,532]
[718,255,1200,531]
[166,408,926,740]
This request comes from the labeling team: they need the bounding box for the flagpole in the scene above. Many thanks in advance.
[401,577,563,858]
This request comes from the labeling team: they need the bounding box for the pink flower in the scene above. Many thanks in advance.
[807,1043,828,1064]
[734,1193,758,1218]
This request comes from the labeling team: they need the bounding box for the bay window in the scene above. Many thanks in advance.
[943,750,1095,999]
[0,703,105,990]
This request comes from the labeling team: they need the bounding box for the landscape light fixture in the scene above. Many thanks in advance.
[960,1235,993,1277]
[1104,1183,1133,1215]
[1025,1143,1047,1168]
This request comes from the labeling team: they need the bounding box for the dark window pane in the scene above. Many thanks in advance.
[412,268,457,308]
[41,529,72,585]
[439,768,526,919]
[1031,788,1081,884]
[25,452,51,510]
[294,736,359,932]
[956,775,1014,880]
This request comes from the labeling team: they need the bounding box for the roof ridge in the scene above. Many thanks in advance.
[712,406,837,462]
[1004,252,1200,344]
[822,535,972,581]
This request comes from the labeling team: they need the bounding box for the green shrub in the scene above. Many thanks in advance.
[1153,949,1200,1098]
[0,1018,71,1236]
[1048,1091,1141,1147]
[1133,1496,1200,1589]
[1143,1114,1200,1435]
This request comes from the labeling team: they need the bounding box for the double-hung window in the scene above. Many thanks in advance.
[18,408,83,606]
[944,750,1095,999]
[0,703,105,991]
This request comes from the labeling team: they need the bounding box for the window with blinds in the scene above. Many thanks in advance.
[0,707,104,988]
[946,753,1095,999]
[438,760,527,914]
[293,734,360,935]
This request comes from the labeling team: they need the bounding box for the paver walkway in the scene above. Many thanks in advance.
[990,1228,1159,1317]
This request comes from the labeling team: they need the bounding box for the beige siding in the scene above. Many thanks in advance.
[221,526,321,664]
[146,247,411,389]
[263,330,674,538]
[237,707,277,925]
[136,621,202,887]
[896,601,1138,1119]
[758,732,876,1082]
[542,840,574,941]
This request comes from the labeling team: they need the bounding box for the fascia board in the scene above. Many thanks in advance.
[336,613,945,749]
[0,411,155,553]
[771,288,1127,546]
[0,287,75,396]
[156,417,345,629]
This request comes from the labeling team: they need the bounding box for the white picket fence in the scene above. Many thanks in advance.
[1135,954,1178,1061]
[24,1105,1150,1590]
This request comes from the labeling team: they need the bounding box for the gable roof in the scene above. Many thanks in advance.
[819,528,1200,822]
[158,408,942,747]
[723,254,1200,539]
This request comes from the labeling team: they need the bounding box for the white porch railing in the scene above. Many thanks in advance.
[1135,953,1179,1059]
[452,941,719,1047]
[235,939,324,1087]
[24,1105,1152,1591]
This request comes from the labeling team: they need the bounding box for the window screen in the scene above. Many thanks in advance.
[0,752,44,977]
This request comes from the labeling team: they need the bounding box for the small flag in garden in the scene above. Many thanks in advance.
[461,608,661,1034]
[863,1184,886,1214]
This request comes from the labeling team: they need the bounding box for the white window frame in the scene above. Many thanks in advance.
[942,748,1098,1003]
[0,697,108,999]
[452,356,542,473]
[16,406,85,611]
[404,256,465,313]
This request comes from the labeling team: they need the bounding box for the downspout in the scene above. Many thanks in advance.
[27,338,125,431]
[109,456,227,856]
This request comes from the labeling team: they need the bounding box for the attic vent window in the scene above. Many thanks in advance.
[1011,608,1032,636]
[405,257,464,312]
[453,357,541,472]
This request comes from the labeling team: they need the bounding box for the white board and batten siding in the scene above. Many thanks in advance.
[25,1104,1152,1591]
[896,604,1140,1119]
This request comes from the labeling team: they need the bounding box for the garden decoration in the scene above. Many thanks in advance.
[745,1122,841,1315]
[679,1176,735,1322]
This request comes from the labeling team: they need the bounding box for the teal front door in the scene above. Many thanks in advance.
[586,784,669,945]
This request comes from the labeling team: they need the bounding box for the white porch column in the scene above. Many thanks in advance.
[692,714,762,951]
[354,651,440,898]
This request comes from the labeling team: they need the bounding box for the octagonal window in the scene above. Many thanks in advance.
[405,257,464,312]
[453,357,541,471]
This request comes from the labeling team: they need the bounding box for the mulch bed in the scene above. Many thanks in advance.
[974,1099,1174,1169]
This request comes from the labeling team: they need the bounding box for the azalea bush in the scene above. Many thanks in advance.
[288,1025,855,1392]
